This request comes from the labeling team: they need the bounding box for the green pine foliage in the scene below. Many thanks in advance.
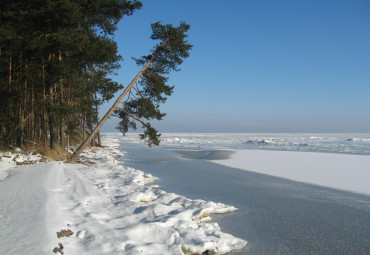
[0,0,142,149]
[115,22,192,146]
[1,0,191,151]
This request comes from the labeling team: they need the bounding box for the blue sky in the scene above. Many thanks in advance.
[100,0,370,133]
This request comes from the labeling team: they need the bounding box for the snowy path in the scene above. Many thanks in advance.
[0,162,63,254]
[0,140,246,255]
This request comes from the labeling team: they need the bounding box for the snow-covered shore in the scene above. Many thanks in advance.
[0,138,246,255]
[212,149,370,195]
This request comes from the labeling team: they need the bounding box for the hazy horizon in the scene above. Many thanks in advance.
[101,118,370,134]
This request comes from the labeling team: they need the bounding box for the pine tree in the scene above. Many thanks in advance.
[0,0,142,150]
[72,21,192,158]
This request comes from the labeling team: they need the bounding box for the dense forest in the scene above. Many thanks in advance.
[0,0,143,150]
[0,0,191,153]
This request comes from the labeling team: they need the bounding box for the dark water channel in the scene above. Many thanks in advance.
[121,143,370,255]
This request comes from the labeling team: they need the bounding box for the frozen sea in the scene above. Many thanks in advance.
[158,133,370,155]
[105,133,370,255]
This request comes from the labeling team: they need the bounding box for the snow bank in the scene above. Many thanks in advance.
[0,139,246,254]
[212,150,370,195]
[0,150,44,181]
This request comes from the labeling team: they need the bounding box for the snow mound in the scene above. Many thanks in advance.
[0,137,246,254]
[245,139,276,145]
[60,138,246,254]
[0,150,44,181]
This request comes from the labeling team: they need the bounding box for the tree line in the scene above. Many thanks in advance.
[0,0,142,150]
[1,0,192,153]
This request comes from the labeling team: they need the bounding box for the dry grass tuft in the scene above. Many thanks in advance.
[56,229,74,238]
[37,147,72,161]
[52,243,64,254]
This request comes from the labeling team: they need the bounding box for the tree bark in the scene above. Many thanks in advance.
[94,92,101,146]
[49,84,58,149]
[42,57,47,145]
[8,56,12,88]
[58,52,65,147]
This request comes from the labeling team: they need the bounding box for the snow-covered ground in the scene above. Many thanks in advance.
[0,149,44,181]
[212,150,370,195]
[0,138,246,255]
[2,133,369,254]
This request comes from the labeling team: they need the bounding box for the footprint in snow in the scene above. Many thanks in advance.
[76,230,87,239]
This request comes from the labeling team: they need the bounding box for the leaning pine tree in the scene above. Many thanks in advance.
[72,22,192,158]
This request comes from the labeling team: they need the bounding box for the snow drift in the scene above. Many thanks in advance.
[0,138,246,255]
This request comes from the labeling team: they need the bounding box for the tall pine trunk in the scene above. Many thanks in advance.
[49,84,58,149]
[72,56,155,158]
[58,52,65,148]
[95,92,101,146]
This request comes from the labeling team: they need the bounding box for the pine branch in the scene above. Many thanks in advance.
[116,107,148,127]
[132,85,145,98]
[140,74,149,84]
[128,90,139,100]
